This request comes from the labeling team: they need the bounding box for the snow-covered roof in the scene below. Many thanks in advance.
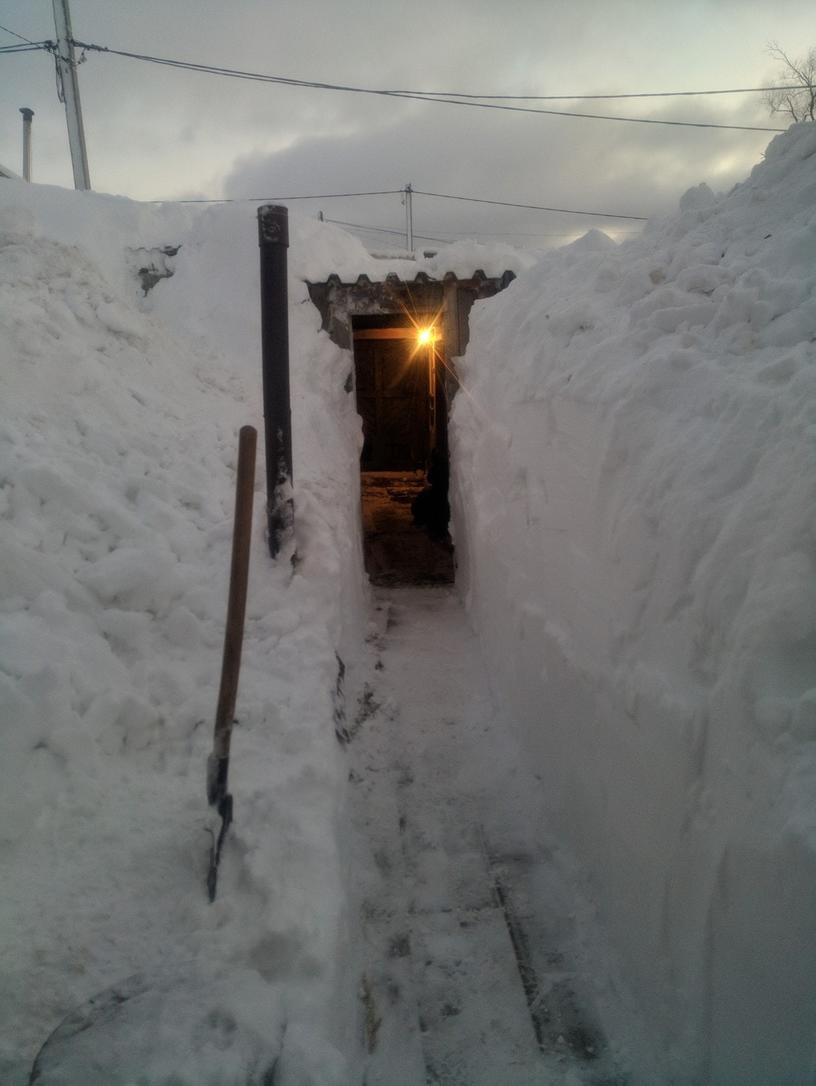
[311,268,517,289]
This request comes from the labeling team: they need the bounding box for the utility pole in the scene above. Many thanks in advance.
[404,182,414,253]
[52,0,91,190]
[19,108,33,181]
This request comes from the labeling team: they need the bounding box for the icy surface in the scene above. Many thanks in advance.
[451,122,816,1082]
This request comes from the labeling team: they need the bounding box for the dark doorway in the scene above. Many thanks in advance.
[355,331,430,470]
[352,315,454,586]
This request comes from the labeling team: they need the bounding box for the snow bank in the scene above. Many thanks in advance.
[451,123,816,1084]
[0,183,373,1084]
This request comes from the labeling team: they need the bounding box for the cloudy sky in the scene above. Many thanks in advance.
[1,0,813,249]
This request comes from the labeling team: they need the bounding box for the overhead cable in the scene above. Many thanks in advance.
[145,188,650,223]
[413,190,649,221]
[144,189,403,204]
[430,227,642,237]
[0,42,50,53]
[394,84,803,101]
[323,217,642,240]
[0,22,43,46]
[70,40,786,133]
[323,217,454,244]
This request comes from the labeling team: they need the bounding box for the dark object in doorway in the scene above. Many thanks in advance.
[412,449,450,540]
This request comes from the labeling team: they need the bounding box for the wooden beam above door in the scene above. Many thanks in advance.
[354,323,443,341]
[353,327,423,341]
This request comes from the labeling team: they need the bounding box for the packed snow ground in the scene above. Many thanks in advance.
[1,121,814,1085]
[342,587,655,1085]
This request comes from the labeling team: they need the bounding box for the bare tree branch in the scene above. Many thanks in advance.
[764,42,816,122]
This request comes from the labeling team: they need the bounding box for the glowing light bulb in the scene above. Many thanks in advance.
[417,327,433,345]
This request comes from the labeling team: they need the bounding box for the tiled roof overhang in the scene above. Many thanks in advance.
[306,270,516,351]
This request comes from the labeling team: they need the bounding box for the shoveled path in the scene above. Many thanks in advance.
[344,587,627,1085]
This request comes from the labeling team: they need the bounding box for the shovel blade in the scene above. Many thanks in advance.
[206,792,234,903]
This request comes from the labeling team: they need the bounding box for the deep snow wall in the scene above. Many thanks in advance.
[451,124,816,1084]
[0,185,373,1083]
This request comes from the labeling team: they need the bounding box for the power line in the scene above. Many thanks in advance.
[1,31,801,107]
[311,90,787,133]
[413,190,649,222]
[395,85,803,101]
[144,190,403,204]
[71,40,785,133]
[323,217,454,244]
[326,216,644,239]
[435,227,642,237]
[3,23,797,103]
[144,188,650,222]
[0,22,43,46]
[0,42,50,53]
[323,217,644,242]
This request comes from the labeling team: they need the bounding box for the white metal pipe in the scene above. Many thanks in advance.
[19,108,33,182]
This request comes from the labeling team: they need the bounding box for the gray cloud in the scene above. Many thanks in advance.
[222,94,775,247]
[0,0,810,226]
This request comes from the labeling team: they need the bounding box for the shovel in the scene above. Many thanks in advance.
[206,424,257,902]
[28,427,266,1083]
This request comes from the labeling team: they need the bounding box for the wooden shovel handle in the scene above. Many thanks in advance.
[208,425,257,804]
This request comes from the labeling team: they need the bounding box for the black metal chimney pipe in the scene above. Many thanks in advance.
[257,204,293,558]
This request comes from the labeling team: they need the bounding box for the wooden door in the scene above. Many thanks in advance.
[355,338,430,470]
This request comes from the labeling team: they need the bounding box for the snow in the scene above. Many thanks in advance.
[0,182,373,1084]
[451,122,816,1083]
[1,121,814,1085]
[342,587,655,1084]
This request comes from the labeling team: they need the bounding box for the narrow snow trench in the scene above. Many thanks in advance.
[343,587,628,1086]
